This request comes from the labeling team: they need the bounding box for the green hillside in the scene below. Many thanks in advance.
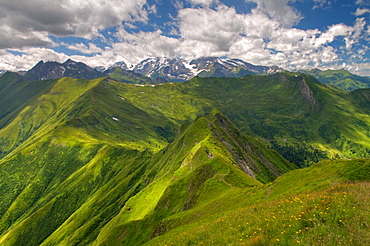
[0,105,294,245]
[145,158,370,246]
[2,72,370,164]
[106,67,165,84]
[109,73,370,164]
[302,68,370,91]
[0,72,370,245]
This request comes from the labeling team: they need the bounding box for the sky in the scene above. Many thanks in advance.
[0,0,369,76]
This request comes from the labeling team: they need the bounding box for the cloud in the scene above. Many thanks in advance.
[356,0,370,6]
[113,28,181,64]
[188,0,219,7]
[312,0,332,10]
[177,6,246,52]
[354,8,370,16]
[0,0,148,49]
[0,47,68,71]
[66,43,104,54]
[174,4,328,68]
[314,24,352,47]
[246,0,302,27]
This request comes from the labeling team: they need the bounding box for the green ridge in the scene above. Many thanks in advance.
[302,68,370,91]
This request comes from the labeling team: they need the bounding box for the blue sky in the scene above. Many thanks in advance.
[0,0,369,76]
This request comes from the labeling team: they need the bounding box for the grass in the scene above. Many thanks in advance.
[144,160,370,246]
[302,68,370,91]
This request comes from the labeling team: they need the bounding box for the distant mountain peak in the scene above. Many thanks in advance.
[63,58,77,65]
[24,59,102,81]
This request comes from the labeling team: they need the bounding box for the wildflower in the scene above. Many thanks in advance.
[276,239,280,241]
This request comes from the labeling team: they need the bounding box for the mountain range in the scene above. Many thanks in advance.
[1,57,370,245]
[5,57,369,91]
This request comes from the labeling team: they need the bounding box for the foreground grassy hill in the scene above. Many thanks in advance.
[0,108,294,245]
[145,159,370,246]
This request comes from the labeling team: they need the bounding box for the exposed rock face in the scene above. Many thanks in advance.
[209,110,295,182]
[299,78,316,106]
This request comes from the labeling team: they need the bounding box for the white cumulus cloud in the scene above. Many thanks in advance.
[354,8,370,16]
[0,0,148,49]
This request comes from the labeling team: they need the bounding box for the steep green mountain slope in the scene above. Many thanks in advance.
[91,111,294,246]
[0,72,55,131]
[0,76,177,158]
[302,68,370,91]
[111,73,370,164]
[105,67,166,84]
[0,77,104,157]
[0,106,294,245]
[350,88,370,114]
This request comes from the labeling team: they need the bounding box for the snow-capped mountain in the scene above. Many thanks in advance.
[94,66,106,73]
[109,61,128,70]
[129,57,283,82]
[132,57,196,82]
[13,57,283,82]
[101,61,129,76]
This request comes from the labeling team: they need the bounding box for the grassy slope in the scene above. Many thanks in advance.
[145,159,370,246]
[0,76,164,244]
[0,77,103,156]
[0,143,152,246]
[0,105,294,245]
[112,73,370,161]
[91,109,294,246]
[0,72,50,127]
[303,68,370,91]
[107,68,155,84]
